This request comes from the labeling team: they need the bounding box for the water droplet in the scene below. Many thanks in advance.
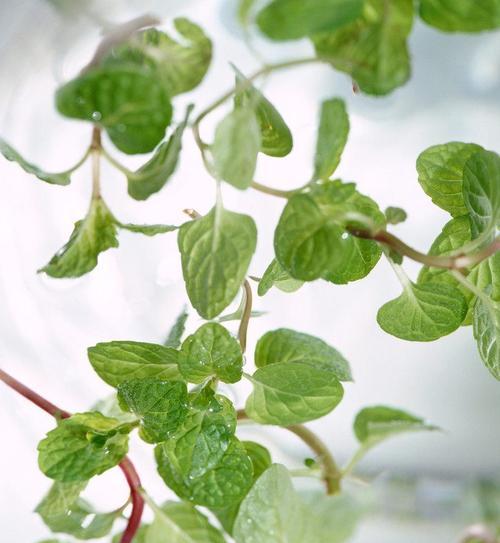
[91,111,102,121]
[341,232,349,240]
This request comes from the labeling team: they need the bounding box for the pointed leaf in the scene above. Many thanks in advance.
[178,206,257,319]
[164,308,188,348]
[258,258,304,296]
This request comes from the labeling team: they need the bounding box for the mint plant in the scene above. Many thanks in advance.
[1,1,499,542]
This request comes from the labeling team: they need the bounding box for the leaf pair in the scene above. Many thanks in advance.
[245,328,351,426]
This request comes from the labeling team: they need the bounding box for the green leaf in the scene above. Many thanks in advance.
[126,107,192,200]
[245,362,344,425]
[313,98,349,180]
[274,180,384,284]
[255,328,352,381]
[419,0,500,32]
[88,341,181,388]
[36,481,87,517]
[165,308,188,348]
[354,405,437,449]
[313,0,414,96]
[178,206,257,319]
[258,259,304,296]
[179,323,243,384]
[56,66,172,155]
[463,149,500,238]
[118,222,178,236]
[473,296,500,380]
[385,206,408,225]
[212,107,261,189]
[377,281,468,341]
[233,464,307,543]
[257,0,364,41]
[416,142,483,217]
[38,412,130,482]
[40,197,118,278]
[147,501,226,543]
[107,20,212,97]
[0,138,75,185]
[233,66,293,157]
[117,378,188,443]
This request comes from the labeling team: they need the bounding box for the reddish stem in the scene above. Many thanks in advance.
[0,367,144,543]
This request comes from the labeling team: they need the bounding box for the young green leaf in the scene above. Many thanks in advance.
[274,181,384,284]
[164,308,188,348]
[147,501,226,543]
[212,107,261,189]
[473,296,500,380]
[245,362,344,425]
[106,20,212,97]
[313,98,349,180]
[256,0,364,40]
[233,464,307,543]
[313,0,414,95]
[178,206,257,319]
[56,66,172,155]
[416,142,483,217]
[126,108,192,200]
[233,65,293,157]
[156,436,253,508]
[118,222,178,236]
[40,197,119,278]
[38,412,130,482]
[419,0,500,32]
[463,149,500,238]
[385,206,408,225]
[178,322,243,384]
[117,378,188,443]
[255,328,352,381]
[377,281,468,341]
[354,405,437,449]
[258,258,304,296]
[88,341,181,388]
[0,138,77,186]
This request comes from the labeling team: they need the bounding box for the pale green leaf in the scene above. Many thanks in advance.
[377,281,468,341]
[234,65,293,157]
[126,107,192,200]
[313,0,414,96]
[257,0,364,40]
[40,197,118,278]
[88,341,181,388]
[0,138,74,185]
[473,296,500,380]
[274,180,384,284]
[56,66,172,155]
[118,222,177,236]
[416,142,483,217]
[165,308,188,348]
[463,149,500,237]
[178,206,257,319]
[233,464,306,543]
[212,107,261,189]
[36,481,87,518]
[419,0,500,32]
[179,323,243,384]
[313,98,349,180]
[38,412,130,482]
[385,206,407,225]
[255,328,352,381]
[148,501,226,543]
[238,0,258,28]
[258,259,304,296]
[245,362,344,425]
[117,378,188,443]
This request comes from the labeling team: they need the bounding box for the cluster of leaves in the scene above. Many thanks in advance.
[35,314,435,542]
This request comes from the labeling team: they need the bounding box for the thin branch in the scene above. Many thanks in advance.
[236,409,341,494]
[250,181,301,198]
[0,367,144,543]
[90,126,102,199]
[238,280,253,353]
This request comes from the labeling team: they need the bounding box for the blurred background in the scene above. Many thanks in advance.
[0,0,499,541]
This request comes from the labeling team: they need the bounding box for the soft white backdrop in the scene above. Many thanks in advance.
[0,1,499,541]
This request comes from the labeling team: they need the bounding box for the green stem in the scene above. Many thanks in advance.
[250,180,306,198]
[236,409,342,494]
[90,126,102,199]
[237,280,253,354]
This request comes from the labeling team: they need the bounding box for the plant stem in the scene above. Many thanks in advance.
[236,409,342,494]
[238,280,253,353]
[0,367,144,543]
[91,126,102,199]
[250,180,303,198]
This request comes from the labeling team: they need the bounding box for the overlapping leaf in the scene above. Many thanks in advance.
[258,259,304,296]
[419,0,500,32]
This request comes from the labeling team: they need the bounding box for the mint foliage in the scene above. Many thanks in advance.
[385,206,408,225]
[419,0,500,32]
[38,412,131,482]
[164,308,189,348]
[258,259,304,295]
